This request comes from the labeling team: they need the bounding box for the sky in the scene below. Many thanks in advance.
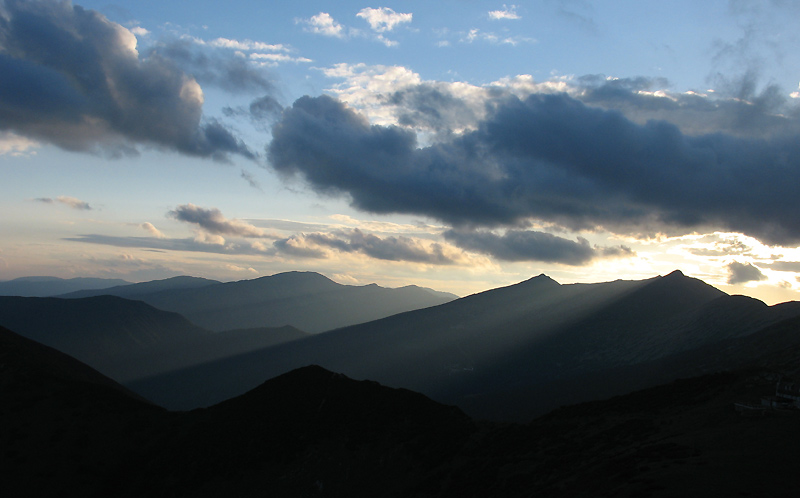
[2,0,800,303]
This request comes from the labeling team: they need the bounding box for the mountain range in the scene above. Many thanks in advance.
[0,276,131,297]
[127,270,800,420]
[0,272,456,381]
[4,321,800,497]
[59,271,458,333]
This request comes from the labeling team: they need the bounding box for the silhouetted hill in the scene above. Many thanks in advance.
[444,370,800,498]
[0,296,309,382]
[58,275,220,299]
[124,365,474,497]
[0,326,164,497]
[129,271,800,419]
[0,276,130,297]
[5,325,800,497]
[93,271,458,333]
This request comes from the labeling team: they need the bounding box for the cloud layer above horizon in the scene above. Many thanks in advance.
[268,86,800,249]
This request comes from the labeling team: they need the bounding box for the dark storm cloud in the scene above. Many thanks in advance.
[443,229,632,265]
[168,204,276,238]
[727,261,768,284]
[268,93,800,246]
[0,0,254,159]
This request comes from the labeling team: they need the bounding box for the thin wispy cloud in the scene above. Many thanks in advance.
[279,228,466,265]
[460,29,535,46]
[488,5,521,20]
[34,196,93,211]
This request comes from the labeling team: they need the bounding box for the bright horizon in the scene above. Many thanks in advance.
[3,1,800,305]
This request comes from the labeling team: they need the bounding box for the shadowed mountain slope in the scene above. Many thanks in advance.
[0,276,130,297]
[129,271,800,419]
[0,326,165,498]
[60,271,458,333]
[5,323,800,497]
[0,296,308,382]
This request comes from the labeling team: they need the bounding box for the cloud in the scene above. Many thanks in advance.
[299,12,345,38]
[34,196,92,210]
[0,0,254,160]
[0,131,37,155]
[149,38,275,94]
[240,169,263,191]
[267,93,800,246]
[310,229,460,264]
[168,204,277,238]
[727,261,768,284]
[763,261,800,272]
[223,95,284,126]
[66,234,270,255]
[356,7,412,32]
[460,28,535,45]
[489,5,521,20]
[140,222,165,238]
[273,228,470,265]
[443,229,633,265]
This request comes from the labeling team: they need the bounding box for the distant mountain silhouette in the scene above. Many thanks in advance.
[0,296,308,382]
[129,271,800,420]
[0,276,130,297]
[5,324,800,497]
[59,275,220,299]
[62,271,459,333]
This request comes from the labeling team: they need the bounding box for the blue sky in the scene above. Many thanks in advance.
[2,0,800,303]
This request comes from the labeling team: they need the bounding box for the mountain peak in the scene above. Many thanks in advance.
[663,269,685,278]
[526,273,560,285]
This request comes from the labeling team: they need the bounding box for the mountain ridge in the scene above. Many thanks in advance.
[127,270,800,420]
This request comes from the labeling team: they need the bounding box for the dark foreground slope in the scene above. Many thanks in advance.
[130,271,800,419]
[5,324,800,498]
[0,326,165,497]
[61,271,458,333]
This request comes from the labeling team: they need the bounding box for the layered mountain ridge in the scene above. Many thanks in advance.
[4,321,800,497]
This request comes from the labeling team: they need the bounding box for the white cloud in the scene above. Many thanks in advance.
[299,12,345,38]
[0,132,38,156]
[489,4,520,20]
[208,37,287,52]
[249,52,312,65]
[129,26,150,36]
[461,28,534,45]
[57,196,92,210]
[356,7,412,32]
[140,222,165,238]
